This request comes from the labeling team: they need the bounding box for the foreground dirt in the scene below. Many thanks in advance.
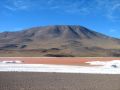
[0,72,120,90]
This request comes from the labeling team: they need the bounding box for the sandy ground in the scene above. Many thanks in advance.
[0,58,120,90]
[0,57,120,65]
[0,72,120,90]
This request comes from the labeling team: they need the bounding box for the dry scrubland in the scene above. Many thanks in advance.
[0,72,120,90]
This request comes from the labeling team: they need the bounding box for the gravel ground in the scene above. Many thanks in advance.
[0,72,120,90]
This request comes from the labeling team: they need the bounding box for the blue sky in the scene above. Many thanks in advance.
[0,0,120,38]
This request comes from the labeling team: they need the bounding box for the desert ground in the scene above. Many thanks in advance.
[0,57,120,90]
[0,72,120,90]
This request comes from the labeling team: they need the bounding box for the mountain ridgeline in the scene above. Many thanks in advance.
[0,25,120,57]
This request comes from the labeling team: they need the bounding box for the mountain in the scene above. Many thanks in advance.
[0,25,120,57]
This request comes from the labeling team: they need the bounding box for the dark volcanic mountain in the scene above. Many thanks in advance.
[0,25,120,57]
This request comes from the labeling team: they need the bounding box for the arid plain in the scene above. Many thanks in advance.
[0,72,120,90]
[0,57,120,90]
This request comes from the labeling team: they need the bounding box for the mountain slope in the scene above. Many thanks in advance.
[0,25,120,57]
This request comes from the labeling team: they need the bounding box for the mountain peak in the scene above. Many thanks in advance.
[0,25,120,57]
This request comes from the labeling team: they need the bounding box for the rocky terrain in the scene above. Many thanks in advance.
[0,25,120,57]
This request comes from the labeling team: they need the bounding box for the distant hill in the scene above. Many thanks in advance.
[0,25,120,57]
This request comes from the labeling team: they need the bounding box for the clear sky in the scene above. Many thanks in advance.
[0,0,120,38]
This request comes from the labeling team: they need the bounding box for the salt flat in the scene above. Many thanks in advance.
[1,60,120,74]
